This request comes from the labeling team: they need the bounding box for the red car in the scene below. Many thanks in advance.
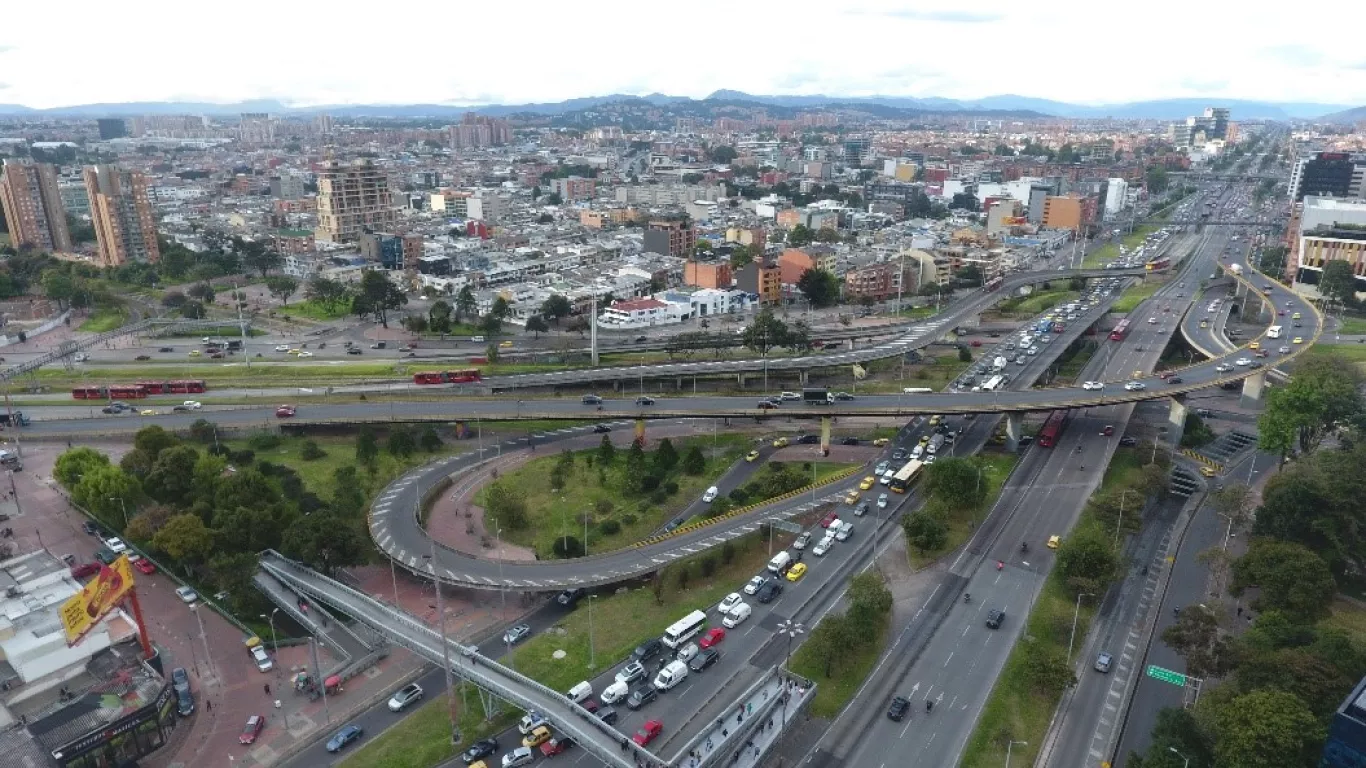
[1278,310,1286,316]
[970,340,982,347]
[133,557,156,575]
[275,405,296,418]
[240,714,265,744]
[70,562,100,580]
[540,736,576,756]
[632,720,663,746]
[820,511,839,528]
[699,627,726,649]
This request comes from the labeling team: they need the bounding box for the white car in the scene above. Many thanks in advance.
[175,585,199,604]
[877,493,889,509]
[1216,363,1234,373]
[1147,317,1157,324]
[104,537,128,553]
[1278,346,1290,354]
[1124,381,1146,391]
[743,575,767,595]
[251,644,273,672]
[1081,381,1104,391]
[182,401,202,410]
[792,532,812,550]
[298,351,314,358]
[1235,357,1252,367]
[274,344,290,352]
[812,537,833,557]
[718,592,743,614]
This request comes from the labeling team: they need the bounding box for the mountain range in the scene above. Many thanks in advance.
[0,91,1355,121]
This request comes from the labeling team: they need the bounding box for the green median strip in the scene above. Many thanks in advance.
[337,685,517,768]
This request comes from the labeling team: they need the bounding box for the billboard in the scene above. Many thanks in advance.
[61,555,134,646]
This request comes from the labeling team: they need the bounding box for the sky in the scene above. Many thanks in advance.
[4,0,1366,109]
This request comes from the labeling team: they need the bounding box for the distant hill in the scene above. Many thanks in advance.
[1318,105,1366,124]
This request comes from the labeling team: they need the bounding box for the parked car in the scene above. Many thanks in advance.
[239,714,266,744]
[540,736,575,757]
[70,562,101,580]
[175,585,199,604]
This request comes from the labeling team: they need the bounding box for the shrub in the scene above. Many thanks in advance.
[621,514,638,526]
[597,519,622,536]
[300,440,326,460]
[663,480,679,495]
[649,490,669,505]
[721,541,735,565]
[594,499,615,517]
[248,432,281,451]
[728,487,751,504]
[699,555,718,578]
[640,474,661,493]
[230,450,255,466]
[551,535,585,559]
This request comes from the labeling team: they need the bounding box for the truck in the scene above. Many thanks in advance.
[993,356,1008,371]
[1230,264,1243,276]
[925,434,946,455]
[0,411,29,428]
[802,388,835,405]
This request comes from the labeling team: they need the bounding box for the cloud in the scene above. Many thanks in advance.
[851,7,1003,23]
[0,45,15,54]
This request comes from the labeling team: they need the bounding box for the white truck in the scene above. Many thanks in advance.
[1230,264,1243,276]
[993,356,1008,371]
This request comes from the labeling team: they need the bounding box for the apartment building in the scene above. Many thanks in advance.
[430,189,472,216]
[551,176,596,202]
[1299,226,1366,291]
[734,261,782,304]
[684,261,733,289]
[776,245,838,284]
[1288,196,1366,283]
[724,226,766,251]
[614,184,726,206]
[1042,195,1085,230]
[843,261,912,302]
[83,165,160,266]
[271,229,315,255]
[447,114,511,149]
[359,232,423,271]
[270,174,306,200]
[0,159,71,252]
[314,159,397,243]
[644,217,696,257]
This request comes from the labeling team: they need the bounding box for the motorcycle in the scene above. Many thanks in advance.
[963,593,971,603]
[1021,542,1028,553]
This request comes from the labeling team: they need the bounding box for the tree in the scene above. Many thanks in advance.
[455,284,477,322]
[1123,708,1213,768]
[787,224,814,247]
[352,270,408,327]
[796,268,840,308]
[1161,605,1236,679]
[189,418,218,445]
[152,513,215,564]
[814,227,841,244]
[949,192,978,211]
[623,441,648,493]
[134,425,179,458]
[42,270,76,309]
[264,276,299,305]
[484,481,529,530]
[525,314,550,339]
[1319,259,1357,306]
[1210,483,1255,538]
[179,300,206,319]
[55,447,111,488]
[144,445,201,507]
[402,314,429,334]
[1208,690,1325,768]
[281,511,368,574]
[540,294,573,325]
[239,240,282,277]
[681,445,705,475]
[1145,166,1170,195]
[958,345,972,362]
[954,264,983,285]
[429,300,453,334]
[845,572,893,630]
[742,308,789,354]
[902,511,948,553]
[1258,355,1362,456]
[479,313,503,336]
[653,438,679,472]
[306,276,351,311]
[387,426,417,458]
[1231,540,1336,622]
[537,213,554,224]
[161,290,188,309]
[709,145,738,163]
[922,458,986,510]
[597,434,616,466]
[73,466,142,529]
[729,243,757,269]
[1055,526,1118,594]
[330,466,367,518]
[356,427,378,466]
[420,427,442,452]
[1257,245,1289,276]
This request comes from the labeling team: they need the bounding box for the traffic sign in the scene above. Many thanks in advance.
[1146,665,1187,686]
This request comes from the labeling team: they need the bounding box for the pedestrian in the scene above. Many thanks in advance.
[264,683,271,696]
[1237,606,1243,617]
[206,699,212,712]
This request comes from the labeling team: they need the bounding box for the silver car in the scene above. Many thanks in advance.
[1094,652,1113,673]
[503,624,531,645]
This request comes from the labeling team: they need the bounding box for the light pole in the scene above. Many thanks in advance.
[1067,593,1094,662]
[776,618,804,728]
[1005,740,1028,768]
[108,497,128,529]
[587,594,597,670]
[260,608,279,653]
[423,545,460,745]
[1169,747,1190,768]
[1114,489,1132,544]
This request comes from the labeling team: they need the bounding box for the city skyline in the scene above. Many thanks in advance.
[4,0,1366,110]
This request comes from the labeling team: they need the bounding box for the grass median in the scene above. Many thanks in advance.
[78,307,128,332]
[1111,281,1161,314]
[1081,225,1159,269]
[999,289,1079,316]
[905,452,1019,569]
[337,685,517,768]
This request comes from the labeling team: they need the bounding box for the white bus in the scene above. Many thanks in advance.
[1266,326,1282,339]
[661,609,708,649]
[981,375,1005,392]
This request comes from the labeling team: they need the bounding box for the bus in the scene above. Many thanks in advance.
[661,609,708,649]
[136,379,208,395]
[1036,410,1070,448]
[1109,319,1131,342]
[1266,326,1282,339]
[985,276,1004,292]
[413,369,483,385]
[1145,257,1171,271]
[902,387,933,394]
[980,375,1005,392]
[889,459,926,493]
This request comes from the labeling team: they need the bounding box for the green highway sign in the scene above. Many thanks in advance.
[1146,665,1187,686]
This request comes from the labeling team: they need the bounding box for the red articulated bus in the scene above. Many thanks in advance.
[1108,319,1131,342]
[985,276,1004,292]
[108,384,148,399]
[1036,410,1070,448]
[1145,258,1170,271]
[170,379,207,394]
[137,380,171,395]
[72,385,105,400]
[413,369,482,385]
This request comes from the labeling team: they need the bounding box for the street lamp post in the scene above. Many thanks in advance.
[108,497,128,528]
[1005,740,1028,768]
[1067,593,1094,662]
[424,544,460,745]
[587,594,597,670]
[260,608,279,652]
[1168,747,1190,768]
[1114,489,1132,544]
[776,619,804,730]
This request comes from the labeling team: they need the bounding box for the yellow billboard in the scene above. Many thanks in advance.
[61,555,135,646]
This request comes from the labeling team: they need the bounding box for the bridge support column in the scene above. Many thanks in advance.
[589,298,599,366]
[737,373,746,389]
[1168,398,1188,448]
[799,370,809,386]
[1005,412,1024,452]
[820,416,832,456]
[676,376,683,391]
[1241,372,1266,406]
[634,418,646,446]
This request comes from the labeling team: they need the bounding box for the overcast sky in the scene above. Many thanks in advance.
[4,0,1366,109]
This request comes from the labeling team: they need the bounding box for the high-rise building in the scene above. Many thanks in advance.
[1321,674,1366,768]
[1290,152,1366,201]
[447,114,511,150]
[644,217,696,257]
[83,165,159,266]
[314,159,397,243]
[270,174,306,200]
[0,159,72,252]
[96,118,128,140]
[238,113,275,145]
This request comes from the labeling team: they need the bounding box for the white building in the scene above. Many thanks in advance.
[467,193,507,222]
[599,297,689,328]
[1105,178,1129,217]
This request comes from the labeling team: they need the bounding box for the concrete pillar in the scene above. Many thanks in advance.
[676,377,683,391]
[590,298,599,366]
[820,416,832,456]
[634,418,646,446]
[1005,412,1024,452]
[799,370,809,386]
[1241,372,1266,405]
[737,373,746,389]
[1168,398,1188,448]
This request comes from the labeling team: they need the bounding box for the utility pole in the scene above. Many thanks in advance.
[426,536,460,745]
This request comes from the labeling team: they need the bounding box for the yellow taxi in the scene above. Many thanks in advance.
[844,490,861,505]
[523,726,552,748]
[140,409,157,416]
[288,348,301,355]
[1292,312,1301,320]
[1199,465,1218,477]
[500,340,514,348]
[745,450,761,462]
[188,350,202,357]
[1293,336,1304,344]
[928,415,942,426]
[872,438,890,447]
[772,437,789,449]
[785,562,808,582]
[1047,535,1061,550]
[1200,320,1208,328]
[1249,341,1260,350]
[859,476,876,491]
[919,435,930,446]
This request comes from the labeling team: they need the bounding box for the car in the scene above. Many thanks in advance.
[461,737,499,763]
[743,575,767,595]
[786,563,808,582]
[986,609,1005,629]
[175,585,199,604]
[104,537,128,553]
[632,638,663,661]
[556,588,585,607]
[297,350,314,358]
[793,532,812,550]
[873,438,890,447]
[275,405,296,418]
[854,501,870,517]
[1095,652,1114,673]
[674,642,699,663]
[1167,376,1184,384]
[1047,535,1061,550]
[812,537,832,557]
[635,396,655,406]
[388,683,424,711]
[523,725,552,748]
[877,493,889,509]
[1147,317,1157,324]
[1235,357,1252,367]
[71,562,101,579]
[1293,336,1304,344]
[239,714,266,744]
[1124,381,1146,391]
[502,746,536,768]
[820,511,839,528]
[633,720,663,746]
[347,347,362,355]
[615,661,646,685]
[581,394,603,405]
[1119,436,1138,447]
[834,391,855,401]
[93,547,119,565]
[689,648,721,672]
[540,736,576,757]
[772,437,789,448]
[797,434,820,445]
[844,490,860,505]
[274,344,291,352]
[188,350,202,357]
[1081,381,1104,391]
[745,450,761,462]
[757,401,779,410]
[756,581,783,603]
[859,475,876,491]
[503,624,531,645]
[288,348,302,355]
[627,686,658,710]
[596,707,619,725]
[250,644,273,672]
[718,592,743,614]
[918,435,930,446]
[499,340,514,348]
[159,346,175,353]
[326,724,363,753]
[592,424,611,433]
[1200,320,1209,328]
[1199,466,1217,477]
[699,627,726,649]
[887,695,911,721]
[892,449,906,460]
[1215,363,1234,373]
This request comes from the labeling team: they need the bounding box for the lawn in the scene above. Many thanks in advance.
[854,353,974,394]
[506,531,781,692]
[1324,598,1366,645]
[1111,280,1165,315]
[789,618,890,718]
[78,307,127,333]
[1082,225,1159,269]
[161,326,268,338]
[999,289,1079,316]
[906,453,1019,569]
[474,435,750,557]
[222,434,464,501]
[277,300,351,321]
[1049,340,1099,386]
[1336,316,1366,335]
[337,684,517,768]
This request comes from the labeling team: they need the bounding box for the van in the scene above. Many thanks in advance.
[702,486,719,503]
[910,445,924,459]
[567,681,593,704]
[471,336,486,343]
[722,602,752,628]
[600,680,629,705]
[767,551,792,574]
[834,522,853,542]
[652,660,690,691]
